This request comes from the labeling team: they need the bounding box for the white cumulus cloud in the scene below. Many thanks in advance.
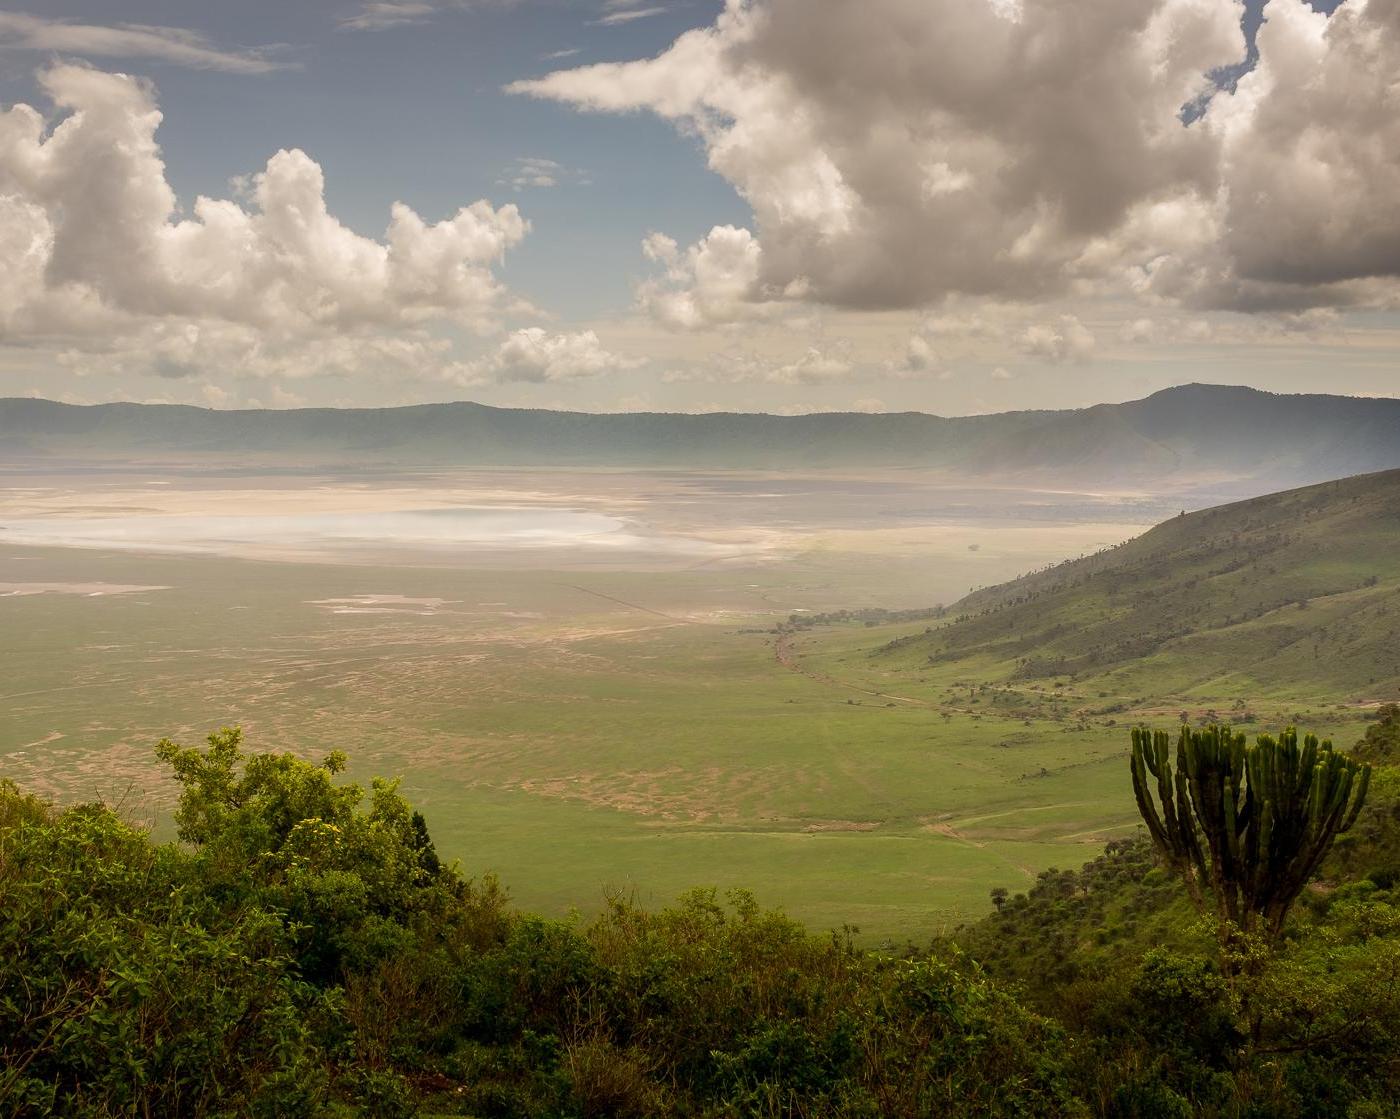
[638,226,785,330]
[511,0,1240,317]
[1161,0,1400,311]
[1017,315,1096,364]
[0,64,531,381]
[448,328,641,384]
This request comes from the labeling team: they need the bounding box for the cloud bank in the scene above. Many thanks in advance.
[511,0,1400,325]
[0,64,530,382]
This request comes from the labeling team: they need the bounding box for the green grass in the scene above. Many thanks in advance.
[5,471,1393,942]
[0,540,1153,943]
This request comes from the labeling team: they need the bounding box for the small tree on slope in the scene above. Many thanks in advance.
[1130,724,1370,941]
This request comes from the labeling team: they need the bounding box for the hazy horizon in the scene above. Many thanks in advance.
[5,378,1393,418]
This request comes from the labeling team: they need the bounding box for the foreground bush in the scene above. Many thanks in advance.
[1,726,1397,1116]
[0,781,325,1116]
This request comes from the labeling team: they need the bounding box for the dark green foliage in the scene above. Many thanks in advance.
[1309,712,1400,901]
[344,1068,419,1119]
[0,783,326,1117]
[440,889,1084,1118]
[0,733,1085,1118]
[5,728,1399,1116]
[155,727,476,985]
[1107,1077,1193,1119]
[962,826,1400,1117]
[578,889,1082,1117]
[1324,765,1400,890]
[1130,724,1370,937]
[1126,950,1239,1078]
[958,834,1197,1003]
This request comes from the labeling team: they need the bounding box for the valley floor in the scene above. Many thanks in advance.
[7,466,1372,940]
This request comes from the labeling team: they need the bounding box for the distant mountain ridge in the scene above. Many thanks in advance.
[4,384,1400,494]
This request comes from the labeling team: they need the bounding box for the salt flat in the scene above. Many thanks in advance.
[0,466,1164,576]
[0,582,172,596]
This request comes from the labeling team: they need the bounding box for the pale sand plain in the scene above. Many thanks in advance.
[0,467,1161,578]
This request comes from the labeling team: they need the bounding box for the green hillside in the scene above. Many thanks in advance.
[6,384,1400,491]
[872,468,1400,704]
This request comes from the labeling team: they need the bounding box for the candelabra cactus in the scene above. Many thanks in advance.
[1130,724,1370,939]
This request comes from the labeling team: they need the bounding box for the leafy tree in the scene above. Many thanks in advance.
[5,721,1396,1116]
[0,783,325,1116]
[1130,725,1371,940]
[155,727,460,983]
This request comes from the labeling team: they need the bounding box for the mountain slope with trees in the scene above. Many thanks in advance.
[874,468,1400,702]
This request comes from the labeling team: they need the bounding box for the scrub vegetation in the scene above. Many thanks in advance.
[2,711,1397,1117]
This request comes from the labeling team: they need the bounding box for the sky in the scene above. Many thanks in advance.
[0,0,1397,416]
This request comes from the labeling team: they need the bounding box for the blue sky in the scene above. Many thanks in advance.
[0,0,1396,415]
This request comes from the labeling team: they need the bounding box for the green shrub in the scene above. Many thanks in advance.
[0,790,325,1116]
[5,728,1397,1117]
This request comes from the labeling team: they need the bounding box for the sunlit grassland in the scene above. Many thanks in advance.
[0,541,1140,941]
[4,500,1376,943]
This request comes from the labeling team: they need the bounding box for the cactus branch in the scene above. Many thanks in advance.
[1129,723,1370,941]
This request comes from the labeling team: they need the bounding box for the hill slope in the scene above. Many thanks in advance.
[873,468,1400,702]
[5,383,1400,492]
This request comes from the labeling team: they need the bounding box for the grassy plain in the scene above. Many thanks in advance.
[8,467,1371,942]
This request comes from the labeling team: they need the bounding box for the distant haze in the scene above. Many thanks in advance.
[5,384,1400,501]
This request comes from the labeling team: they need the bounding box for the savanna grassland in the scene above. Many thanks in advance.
[2,467,1169,940]
[6,466,1395,940]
